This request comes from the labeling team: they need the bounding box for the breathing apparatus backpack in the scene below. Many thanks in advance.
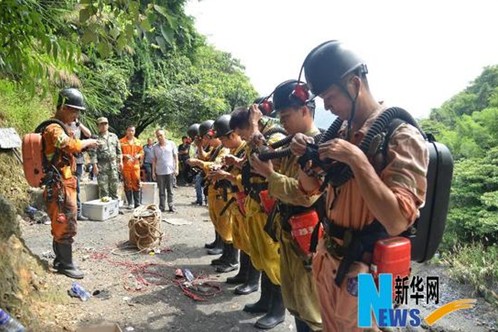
[22,119,69,187]
[315,107,454,263]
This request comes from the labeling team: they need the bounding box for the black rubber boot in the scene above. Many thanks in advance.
[204,230,218,249]
[226,251,250,284]
[243,272,272,314]
[215,243,239,273]
[125,191,133,208]
[234,257,260,295]
[211,240,229,265]
[56,243,84,279]
[295,317,312,332]
[133,191,141,208]
[52,240,60,269]
[254,283,285,329]
[207,232,223,255]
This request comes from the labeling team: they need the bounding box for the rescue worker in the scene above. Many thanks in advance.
[251,80,323,331]
[187,120,236,271]
[120,125,143,209]
[229,104,288,329]
[292,40,429,331]
[188,120,222,254]
[208,115,257,292]
[89,117,123,200]
[44,88,98,278]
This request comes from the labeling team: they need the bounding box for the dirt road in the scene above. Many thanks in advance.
[20,185,498,331]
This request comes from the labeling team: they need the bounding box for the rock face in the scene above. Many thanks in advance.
[0,194,46,328]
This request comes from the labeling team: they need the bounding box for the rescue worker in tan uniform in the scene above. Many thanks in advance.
[209,114,258,294]
[43,88,98,279]
[229,105,288,329]
[292,40,429,331]
[187,120,236,271]
[120,125,143,208]
[251,80,323,331]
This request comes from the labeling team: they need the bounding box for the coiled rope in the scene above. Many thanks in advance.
[128,204,163,251]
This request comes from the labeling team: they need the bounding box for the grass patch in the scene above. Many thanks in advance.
[0,79,52,135]
[442,243,498,306]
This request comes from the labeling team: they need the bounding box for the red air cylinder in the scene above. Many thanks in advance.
[371,237,411,284]
[289,210,321,255]
[259,190,276,214]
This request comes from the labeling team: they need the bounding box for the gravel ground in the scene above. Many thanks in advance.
[20,185,498,332]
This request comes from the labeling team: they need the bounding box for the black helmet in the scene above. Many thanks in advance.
[273,80,312,111]
[303,40,368,96]
[198,120,214,137]
[187,123,200,140]
[213,114,233,138]
[57,88,86,111]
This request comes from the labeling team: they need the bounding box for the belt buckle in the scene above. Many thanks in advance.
[325,236,344,259]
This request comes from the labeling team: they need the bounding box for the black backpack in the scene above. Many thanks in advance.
[317,107,454,262]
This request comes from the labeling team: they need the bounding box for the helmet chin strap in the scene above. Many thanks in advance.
[337,80,360,141]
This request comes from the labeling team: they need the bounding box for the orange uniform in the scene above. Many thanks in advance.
[120,137,143,192]
[307,108,429,331]
[42,123,83,244]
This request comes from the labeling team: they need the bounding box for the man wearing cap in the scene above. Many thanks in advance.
[89,117,123,200]
[43,88,98,279]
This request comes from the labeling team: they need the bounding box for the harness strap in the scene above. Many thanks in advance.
[322,218,389,286]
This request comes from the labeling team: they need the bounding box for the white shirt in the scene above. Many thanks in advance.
[152,141,177,175]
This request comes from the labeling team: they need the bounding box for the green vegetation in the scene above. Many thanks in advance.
[421,65,498,301]
[0,0,257,137]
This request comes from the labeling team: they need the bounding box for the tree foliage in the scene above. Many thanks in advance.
[0,0,257,136]
[422,65,498,251]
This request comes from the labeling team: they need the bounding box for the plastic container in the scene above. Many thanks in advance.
[0,308,25,332]
[82,199,119,221]
[141,182,158,205]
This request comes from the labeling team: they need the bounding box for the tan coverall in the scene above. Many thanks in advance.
[305,109,429,331]
[267,126,323,331]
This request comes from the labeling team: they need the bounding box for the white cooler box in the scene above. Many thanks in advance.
[141,182,158,205]
[82,199,119,221]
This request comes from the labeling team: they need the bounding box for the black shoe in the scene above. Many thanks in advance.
[208,247,223,256]
[77,214,88,221]
[254,283,285,329]
[226,273,247,285]
[234,283,259,295]
[226,251,250,284]
[205,240,216,249]
[211,256,226,265]
[191,201,202,205]
[234,256,260,295]
[243,272,272,313]
[55,243,84,279]
[215,263,239,273]
[169,206,177,213]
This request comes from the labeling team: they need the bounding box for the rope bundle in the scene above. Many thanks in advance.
[128,204,163,251]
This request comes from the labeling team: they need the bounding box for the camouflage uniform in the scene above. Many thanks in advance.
[89,132,122,199]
